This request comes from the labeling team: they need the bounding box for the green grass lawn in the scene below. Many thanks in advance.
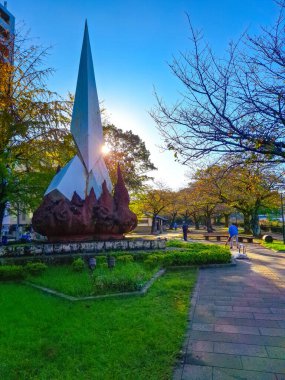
[0,269,197,380]
[19,242,229,299]
[27,262,159,297]
[260,240,285,251]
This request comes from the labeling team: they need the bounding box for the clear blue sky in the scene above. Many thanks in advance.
[6,0,278,189]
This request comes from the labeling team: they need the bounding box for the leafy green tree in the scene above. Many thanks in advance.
[221,167,280,236]
[103,124,156,192]
[163,191,180,228]
[133,182,172,234]
[0,28,72,232]
[177,187,203,229]
[196,163,281,236]
[182,177,222,232]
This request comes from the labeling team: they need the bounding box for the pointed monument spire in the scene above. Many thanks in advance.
[44,21,112,202]
[71,21,104,172]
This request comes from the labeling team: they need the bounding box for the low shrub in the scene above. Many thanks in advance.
[144,247,231,267]
[25,262,48,275]
[95,256,107,265]
[72,258,85,272]
[0,265,25,280]
[166,240,191,248]
[91,263,153,294]
[144,254,165,268]
[131,252,153,261]
[100,251,154,262]
[116,255,134,263]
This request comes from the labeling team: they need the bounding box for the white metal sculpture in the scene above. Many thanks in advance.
[45,22,112,201]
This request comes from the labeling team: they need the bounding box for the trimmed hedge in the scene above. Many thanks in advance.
[166,240,192,248]
[0,263,48,281]
[25,262,48,275]
[144,247,231,267]
[0,265,25,280]
[116,255,134,263]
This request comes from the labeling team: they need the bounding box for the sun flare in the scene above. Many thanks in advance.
[102,144,111,155]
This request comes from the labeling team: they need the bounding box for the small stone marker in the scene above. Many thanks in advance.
[234,244,249,260]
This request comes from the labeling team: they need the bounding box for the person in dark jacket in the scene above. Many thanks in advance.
[182,221,189,241]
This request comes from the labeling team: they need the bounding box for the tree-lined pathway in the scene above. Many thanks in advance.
[174,246,285,379]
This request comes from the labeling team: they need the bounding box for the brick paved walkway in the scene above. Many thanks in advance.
[174,246,285,379]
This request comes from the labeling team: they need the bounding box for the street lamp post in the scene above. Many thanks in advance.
[280,193,285,244]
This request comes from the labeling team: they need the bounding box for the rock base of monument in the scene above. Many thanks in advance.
[32,166,138,242]
[47,234,125,243]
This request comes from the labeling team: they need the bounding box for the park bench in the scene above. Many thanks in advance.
[203,234,254,243]
[238,236,254,243]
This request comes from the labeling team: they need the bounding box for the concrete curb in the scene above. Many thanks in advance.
[200,258,237,269]
[168,259,236,271]
[173,270,201,380]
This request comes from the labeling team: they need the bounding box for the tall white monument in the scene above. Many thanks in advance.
[32,22,137,242]
[45,22,112,201]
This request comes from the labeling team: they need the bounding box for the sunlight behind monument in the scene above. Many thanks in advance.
[32,22,137,242]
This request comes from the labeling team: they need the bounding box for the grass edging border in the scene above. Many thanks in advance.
[22,259,235,301]
[167,259,236,271]
[23,268,166,301]
[270,249,285,254]
[253,244,285,257]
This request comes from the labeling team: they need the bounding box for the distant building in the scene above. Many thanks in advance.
[1,2,17,238]
[0,1,15,63]
[2,208,31,237]
[135,214,168,234]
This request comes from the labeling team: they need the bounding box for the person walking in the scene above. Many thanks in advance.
[227,223,239,249]
[182,221,189,241]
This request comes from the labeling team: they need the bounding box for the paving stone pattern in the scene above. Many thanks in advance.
[174,245,285,379]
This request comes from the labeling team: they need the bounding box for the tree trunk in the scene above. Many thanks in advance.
[224,213,230,228]
[205,213,214,233]
[170,212,177,229]
[251,212,261,237]
[151,215,157,234]
[182,210,190,224]
[243,213,251,234]
[215,215,222,225]
[193,214,200,229]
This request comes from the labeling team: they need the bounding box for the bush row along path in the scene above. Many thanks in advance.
[173,242,285,379]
